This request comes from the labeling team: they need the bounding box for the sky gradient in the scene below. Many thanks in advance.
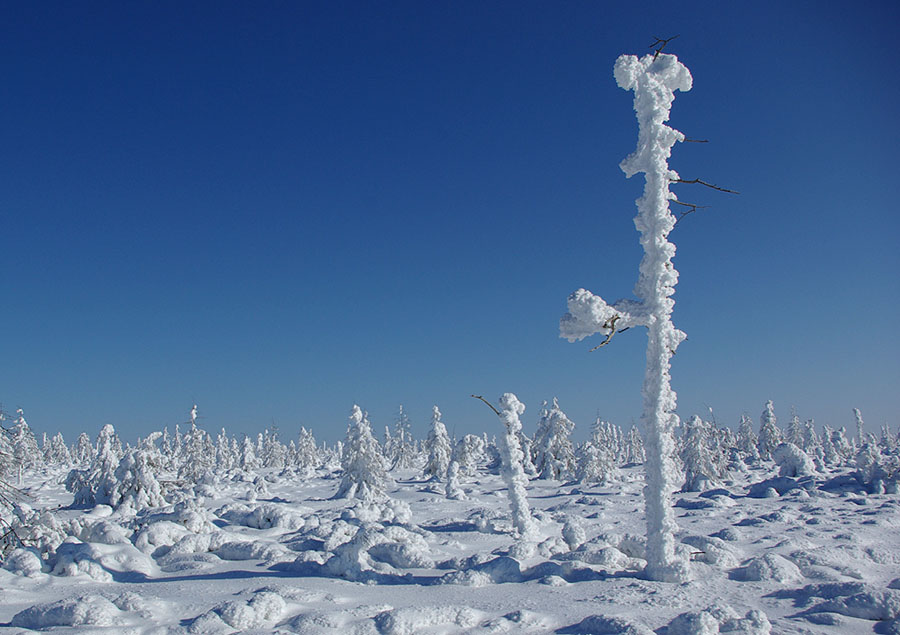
[2,1,898,445]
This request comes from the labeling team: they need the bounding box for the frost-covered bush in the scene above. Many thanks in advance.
[532,398,577,480]
[773,442,816,478]
[335,405,390,500]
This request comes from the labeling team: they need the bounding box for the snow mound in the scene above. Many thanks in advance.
[667,604,771,634]
[50,539,113,582]
[810,589,900,621]
[731,553,803,584]
[559,614,654,635]
[217,502,309,530]
[373,605,481,634]
[12,594,122,628]
[216,590,286,629]
[2,548,44,577]
[682,535,740,568]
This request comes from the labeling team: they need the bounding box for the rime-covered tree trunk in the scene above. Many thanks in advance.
[560,53,693,582]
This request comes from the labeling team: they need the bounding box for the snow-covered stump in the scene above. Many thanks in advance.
[560,53,694,582]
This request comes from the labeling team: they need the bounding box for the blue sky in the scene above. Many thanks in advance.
[2,1,898,445]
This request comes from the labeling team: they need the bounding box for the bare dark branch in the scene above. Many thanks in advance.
[672,178,739,194]
[470,395,501,417]
[589,315,621,352]
[682,138,709,143]
[671,200,710,227]
[649,35,680,59]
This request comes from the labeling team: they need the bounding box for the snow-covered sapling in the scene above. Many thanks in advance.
[559,52,695,582]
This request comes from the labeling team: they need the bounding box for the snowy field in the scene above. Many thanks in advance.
[1,416,898,635]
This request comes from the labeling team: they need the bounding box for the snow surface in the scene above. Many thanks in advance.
[2,452,899,634]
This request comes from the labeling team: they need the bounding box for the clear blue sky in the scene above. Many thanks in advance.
[2,1,898,445]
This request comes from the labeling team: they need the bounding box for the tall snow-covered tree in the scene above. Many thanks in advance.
[532,398,576,480]
[559,52,695,582]
[335,405,390,500]
[424,406,452,482]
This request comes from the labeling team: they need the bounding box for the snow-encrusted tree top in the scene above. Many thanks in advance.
[560,53,692,344]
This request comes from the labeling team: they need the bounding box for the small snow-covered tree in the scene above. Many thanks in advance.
[786,411,805,448]
[110,432,166,510]
[625,424,645,465]
[335,405,390,500]
[423,406,452,482]
[757,401,782,461]
[215,428,234,470]
[736,414,759,463]
[454,434,485,476]
[65,424,121,506]
[558,52,697,582]
[239,435,259,471]
[72,432,94,465]
[10,410,40,485]
[680,415,720,492]
[389,405,417,470]
[296,427,321,476]
[575,439,616,484]
[532,398,576,480]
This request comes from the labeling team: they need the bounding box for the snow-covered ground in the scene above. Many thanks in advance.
[2,456,898,634]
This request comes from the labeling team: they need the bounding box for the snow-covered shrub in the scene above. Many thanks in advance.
[532,398,577,480]
[335,405,390,500]
[773,442,816,478]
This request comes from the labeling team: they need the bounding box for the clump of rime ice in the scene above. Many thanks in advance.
[497,393,537,541]
[560,52,692,582]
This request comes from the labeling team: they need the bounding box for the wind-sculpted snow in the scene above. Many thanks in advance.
[2,443,900,634]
